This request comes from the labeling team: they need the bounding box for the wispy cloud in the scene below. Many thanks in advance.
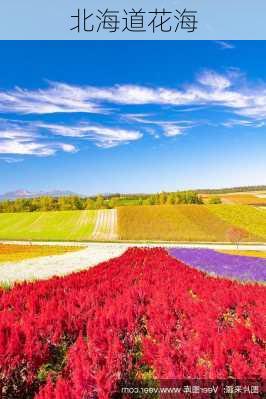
[223,119,265,128]
[1,69,266,161]
[197,70,231,90]
[38,123,142,148]
[0,156,24,163]
[161,124,184,137]
[215,41,235,50]
[0,121,77,157]
[123,113,197,137]
[1,71,265,121]
[0,84,103,115]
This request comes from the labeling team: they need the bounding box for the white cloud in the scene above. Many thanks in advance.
[197,71,231,90]
[38,123,142,148]
[0,122,78,157]
[123,113,195,137]
[0,72,243,114]
[215,41,235,50]
[223,119,265,128]
[162,125,184,137]
[59,143,77,153]
[0,141,56,156]
[0,84,102,115]
[1,71,264,121]
[0,69,266,153]
[236,100,266,119]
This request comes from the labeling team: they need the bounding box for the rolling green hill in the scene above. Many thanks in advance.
[207,205,266,241]
[0,210,97,241]
[0,205,265,242]
[117,205,266,242]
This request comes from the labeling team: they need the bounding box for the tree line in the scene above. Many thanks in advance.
[0,191,203,213]
[197,185,266,194]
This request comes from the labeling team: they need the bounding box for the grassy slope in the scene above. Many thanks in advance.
[118,205,231,241]
[207,205,266,241]
[0,210,97,241]
[202,192,266,205]
[117,205,265,242]
[1,205,265,242]
[221,194,266,205]
[0,244,81,263]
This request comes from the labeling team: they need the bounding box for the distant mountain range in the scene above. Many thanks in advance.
[0,190,79,200]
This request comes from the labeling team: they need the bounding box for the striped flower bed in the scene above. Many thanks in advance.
[168,248,266,282]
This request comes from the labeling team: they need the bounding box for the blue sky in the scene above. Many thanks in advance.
[0,41,266,195]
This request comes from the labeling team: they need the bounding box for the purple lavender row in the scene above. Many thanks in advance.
[168,248,266,282]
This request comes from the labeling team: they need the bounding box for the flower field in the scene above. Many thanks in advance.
[221,194,266,206]
[0,209,117,241]
[169,248,266,282]
[207,205,266,241]
[203,193,266,205]
[0,248,265,398]
[117,205,264,242]
[117,205,234,242]
[0,204,266,243]
[0,244,81,264]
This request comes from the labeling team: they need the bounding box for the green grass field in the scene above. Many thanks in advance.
[0,205,265,242]
[0,210,97,241]
[117,205,266,242]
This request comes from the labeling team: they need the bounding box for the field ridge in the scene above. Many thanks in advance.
[0,205,265,242]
